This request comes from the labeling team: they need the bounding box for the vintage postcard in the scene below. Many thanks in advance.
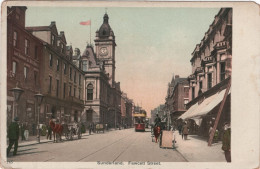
[0,1,259,169]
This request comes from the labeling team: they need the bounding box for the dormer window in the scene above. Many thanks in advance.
[82,60,88,71]
[61,43,64,53]
[51,34,55,46]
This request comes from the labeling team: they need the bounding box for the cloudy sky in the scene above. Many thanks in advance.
[26,7,220,117]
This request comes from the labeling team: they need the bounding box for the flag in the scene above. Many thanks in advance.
[80,20,91,26]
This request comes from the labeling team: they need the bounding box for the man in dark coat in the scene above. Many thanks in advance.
[222,122,231,162]
[7,117,20,156]
[154,114,161,127]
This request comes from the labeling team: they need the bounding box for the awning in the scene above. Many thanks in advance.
[178,88,230,125]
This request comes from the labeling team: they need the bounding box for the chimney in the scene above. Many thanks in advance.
[175,75,180,79]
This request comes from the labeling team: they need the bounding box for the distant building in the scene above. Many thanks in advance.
[165,75,189,125]
[121,92,133,127]
[7,7,43,132]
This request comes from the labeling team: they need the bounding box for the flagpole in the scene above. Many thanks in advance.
[90,19,91,45]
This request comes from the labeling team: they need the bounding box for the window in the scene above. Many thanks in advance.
[74,87,76,97]
[61,43,64,53]
[74,71,77,83]
[69,67,72,80]
[24,66,28,80]
[192,87,195,100]
[208,73,212,89]
[49,76,52,94]
[184,99,189,105]
[34,46,38,59]
[82,60,88,71]
[63,83,66,99]
[56,80,59,97]
[25,39,29,55]
[199,81,203,89]
[57,59,60,71]
[12,61,17,76]
[64,63,67,74]
[34,71,37,86]
[51,34,55,46]
[79,89,81,99]
[220,62,226,82]
[69,86,72,96]
[49,54,53,67]
[79,74,81,86]
[13,31,17,47]
[87,84,93,100]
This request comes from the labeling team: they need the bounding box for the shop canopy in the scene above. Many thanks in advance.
[178,88,231,126]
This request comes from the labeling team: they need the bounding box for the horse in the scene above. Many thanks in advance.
[49,119,63,143]
[153,126,161,143]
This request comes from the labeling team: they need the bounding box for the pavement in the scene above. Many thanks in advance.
[173,130,226,162]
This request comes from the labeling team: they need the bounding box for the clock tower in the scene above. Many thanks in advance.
[95,13,116,86]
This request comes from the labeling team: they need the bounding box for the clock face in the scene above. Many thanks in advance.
[100,47,108,56]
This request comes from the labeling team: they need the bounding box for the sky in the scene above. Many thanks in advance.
[25,7,220,117]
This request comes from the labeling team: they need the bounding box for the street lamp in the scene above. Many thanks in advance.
[34,92,44,143]
[9,84,24,121]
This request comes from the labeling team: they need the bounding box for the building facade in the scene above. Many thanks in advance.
[165,75,189,125]
[82,13,123,128]
[180,8,232,137]
[7,7,43,133]
[188,8,232,100]
[26,22,85,125]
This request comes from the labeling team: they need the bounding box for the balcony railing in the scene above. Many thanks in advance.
[203,56,214,64]
[195,67,204,73]
[215,41,228,50]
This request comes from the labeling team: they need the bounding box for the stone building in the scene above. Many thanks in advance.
[7,7,43,133]
[81,13,122,128]
[180,8,232,137]
[26,22,84,125]
[188,8,232,100]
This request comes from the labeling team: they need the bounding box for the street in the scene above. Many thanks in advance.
[8,128,187,162]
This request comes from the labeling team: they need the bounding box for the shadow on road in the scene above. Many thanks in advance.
[8,151,47,157]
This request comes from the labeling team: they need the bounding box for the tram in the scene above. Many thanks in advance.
[134,112,146,132]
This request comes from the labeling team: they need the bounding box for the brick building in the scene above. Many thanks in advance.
[7,7,43,133]
[26,22,84,125]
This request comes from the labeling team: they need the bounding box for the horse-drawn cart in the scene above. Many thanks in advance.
[63,123,81,140]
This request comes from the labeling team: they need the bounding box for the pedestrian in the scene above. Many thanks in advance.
[20,123,25,141]
[32,123,36,136]
[24,123,29,140]
[7,117,20,156]
[222,122,231,162]
[46,124,52,140]
[89,123,93,135]
[154,114,161,127]
[182,122,189,140]
[178,124,182,135]
[208,126,213,142]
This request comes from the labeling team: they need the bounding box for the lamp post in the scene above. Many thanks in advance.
[10,85,24,121]
[34,92,44,143]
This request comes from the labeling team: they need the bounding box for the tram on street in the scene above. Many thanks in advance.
[134,111,146,132]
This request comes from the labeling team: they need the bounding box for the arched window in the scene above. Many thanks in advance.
[87,84,94,100]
